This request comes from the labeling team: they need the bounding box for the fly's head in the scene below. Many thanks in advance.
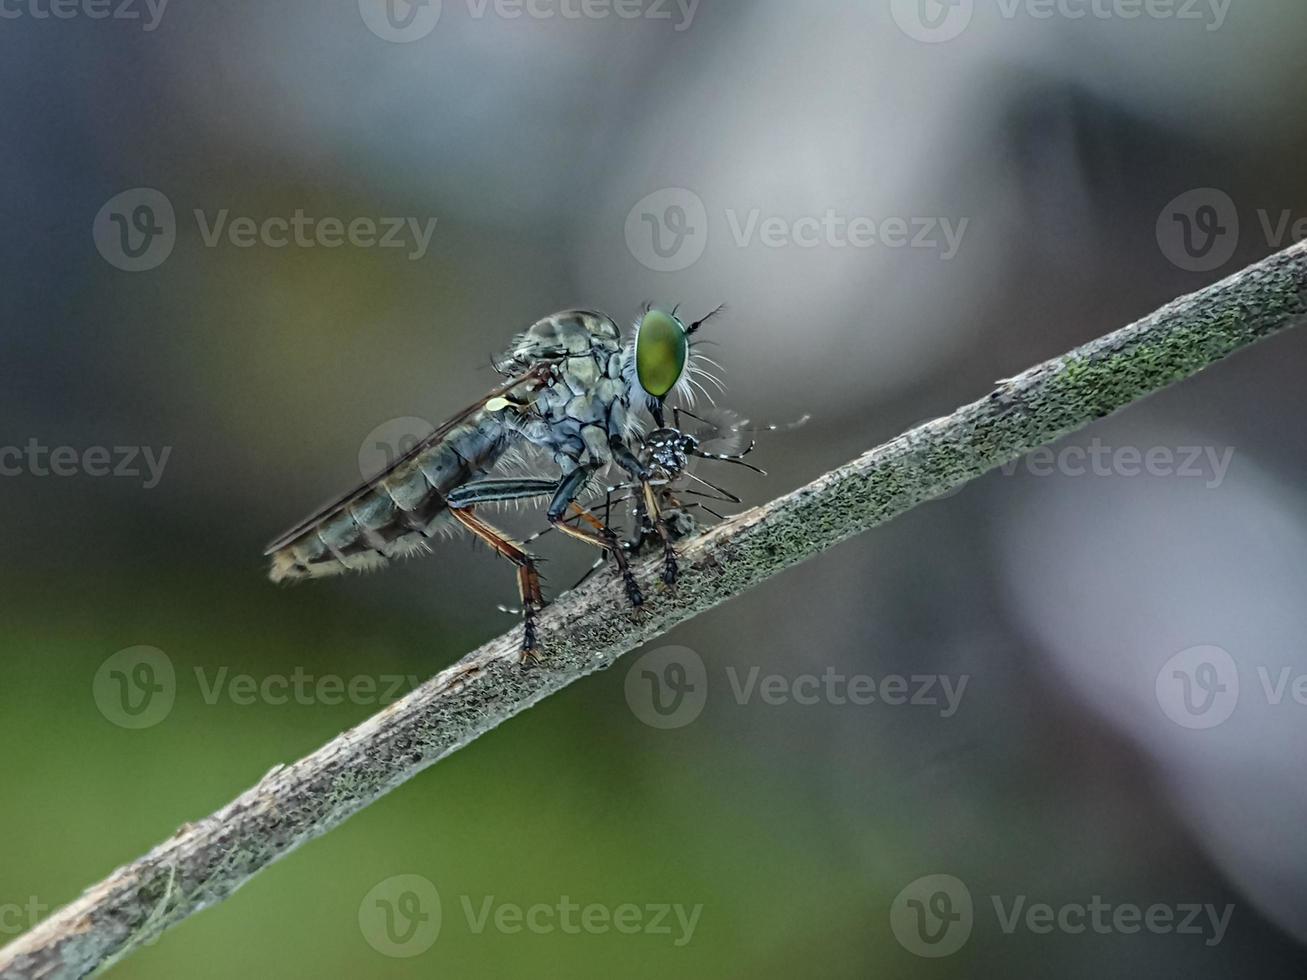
[623,304,725,425]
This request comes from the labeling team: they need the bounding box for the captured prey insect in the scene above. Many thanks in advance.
[506,407,775,606]
[264,305,729,662]
[612,407,766,583]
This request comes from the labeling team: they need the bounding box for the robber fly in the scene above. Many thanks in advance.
[264,305,725,662]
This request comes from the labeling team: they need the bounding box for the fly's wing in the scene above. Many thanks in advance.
[684,406,752,457]
[681,406,809,456]
[265,367,547,582]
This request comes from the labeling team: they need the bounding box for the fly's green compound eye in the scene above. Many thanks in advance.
[635,309,688,400]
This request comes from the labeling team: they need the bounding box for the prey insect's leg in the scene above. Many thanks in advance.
[446,506,545,664]
[641,480,680,585]
[547,467,644,609]
[607,433,681,584]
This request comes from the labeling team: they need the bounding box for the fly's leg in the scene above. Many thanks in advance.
[564,486,621,594]
[447,473,639,621]
[446,506,546,664]
[493,502,605,614]
[547,467,644,609]
[609,435,649,483]
[444,478,558,509]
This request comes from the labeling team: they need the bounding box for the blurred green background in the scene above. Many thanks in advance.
[4,1,1307,976]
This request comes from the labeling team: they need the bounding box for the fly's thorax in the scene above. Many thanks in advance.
[505,310,634,471]
[502,309,623,368]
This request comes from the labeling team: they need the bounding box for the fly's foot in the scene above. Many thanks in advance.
[619,565,644,609]
[518,601,543,665]
[624,572,645,608]
[600,537,643,609]
[661,544,679,586]
[652,515,679,586]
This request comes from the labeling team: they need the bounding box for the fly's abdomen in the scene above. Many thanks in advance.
[267,414,508,582]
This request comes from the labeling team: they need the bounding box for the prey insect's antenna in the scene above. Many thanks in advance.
[693,448,765,474]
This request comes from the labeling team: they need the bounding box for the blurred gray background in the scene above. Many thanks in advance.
[3,0,1307,976]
